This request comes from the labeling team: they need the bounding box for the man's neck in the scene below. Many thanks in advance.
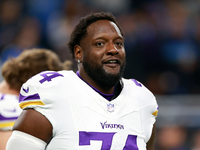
[76,71,116,101]
[76,70,115,94]
[0,81,19,95]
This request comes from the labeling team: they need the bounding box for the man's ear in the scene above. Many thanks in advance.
[74,45,83,63]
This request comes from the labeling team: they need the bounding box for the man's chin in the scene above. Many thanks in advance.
[104,68,121,76]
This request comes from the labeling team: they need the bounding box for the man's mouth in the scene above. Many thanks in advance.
[103,59,121,68]
[104,60,120,64]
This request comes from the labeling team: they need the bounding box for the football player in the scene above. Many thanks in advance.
[6,12,158,150]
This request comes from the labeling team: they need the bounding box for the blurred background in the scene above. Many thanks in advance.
[0,0,200,149]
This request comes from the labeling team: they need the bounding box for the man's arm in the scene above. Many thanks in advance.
[6,109,52,150]
[146,124,156,150]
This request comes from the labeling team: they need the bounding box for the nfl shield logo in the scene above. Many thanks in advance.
[107,103,114,112]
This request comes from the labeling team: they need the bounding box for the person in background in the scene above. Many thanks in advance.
[0,48,71,150]
[6,12,158,150]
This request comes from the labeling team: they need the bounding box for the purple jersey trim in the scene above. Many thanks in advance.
[0,114,18,121]
[131,79,142,87]
[0,114,18,122]
[76,71,115,101]
[19,93,40,103]
[0,94,4,100]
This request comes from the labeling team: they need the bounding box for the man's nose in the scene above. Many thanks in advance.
[106,43,119,55]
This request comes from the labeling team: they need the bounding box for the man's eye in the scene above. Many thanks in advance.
[115,42,123,46]
[96,42,104,46]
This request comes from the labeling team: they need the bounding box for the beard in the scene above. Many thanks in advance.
[82,58,126,88]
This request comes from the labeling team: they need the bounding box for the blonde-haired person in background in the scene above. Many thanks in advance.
[0,48,72,150]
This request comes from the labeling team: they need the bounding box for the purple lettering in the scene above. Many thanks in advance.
[39,72,63,83]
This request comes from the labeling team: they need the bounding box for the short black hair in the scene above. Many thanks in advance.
[67,12,124,59]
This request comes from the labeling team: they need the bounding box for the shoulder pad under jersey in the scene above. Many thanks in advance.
[124,78,159,117]
[19,71,65,109]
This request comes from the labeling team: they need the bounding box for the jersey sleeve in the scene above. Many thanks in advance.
[18,71,66,136]
[19,77,45,110]
[139,81,159,142]
[130,78,159,114]
[129,78,159,142]
[19,71,64,110]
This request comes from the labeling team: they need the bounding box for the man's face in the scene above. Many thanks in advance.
[80,20,126,87]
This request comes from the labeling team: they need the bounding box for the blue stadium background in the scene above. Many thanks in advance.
[0,0,200,149]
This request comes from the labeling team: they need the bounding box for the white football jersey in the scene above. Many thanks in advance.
[0,94,22,130]
[19,70,158,150]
